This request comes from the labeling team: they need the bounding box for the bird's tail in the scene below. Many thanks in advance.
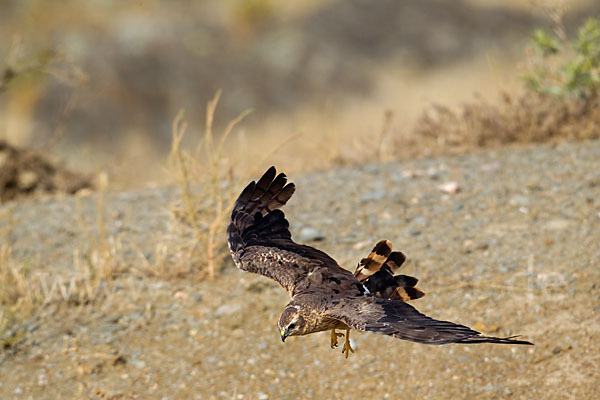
[354,240,425,301]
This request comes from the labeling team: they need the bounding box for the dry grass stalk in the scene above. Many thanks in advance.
[168,91,251,279]
[0,244,38,335]
[66,172,127,303]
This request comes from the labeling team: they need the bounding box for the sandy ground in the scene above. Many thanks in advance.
[1,140,599,399]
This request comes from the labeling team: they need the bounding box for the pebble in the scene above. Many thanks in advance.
[409,227,421,236]
[299,227,325,242]
[412,216,428,225]
[38,372,49,385]
[363,164,380,174]
[214,304,241,317]
[509,195,529,206]
[360,190,387,202]
[131,359,146,369]
[438,181,460,194]
[545,219,570,231]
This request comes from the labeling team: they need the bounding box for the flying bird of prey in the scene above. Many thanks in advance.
[227,167,532,357]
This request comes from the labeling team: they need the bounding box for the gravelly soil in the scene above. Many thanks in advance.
[1,140,599,399]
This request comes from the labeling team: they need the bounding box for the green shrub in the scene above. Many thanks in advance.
[526,18,600,97]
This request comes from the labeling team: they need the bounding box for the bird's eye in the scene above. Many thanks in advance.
[288,323,296,330]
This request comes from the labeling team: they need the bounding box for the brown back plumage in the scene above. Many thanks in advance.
[354,240,425,302]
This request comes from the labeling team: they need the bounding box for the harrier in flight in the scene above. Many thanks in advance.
[227,167,532,357]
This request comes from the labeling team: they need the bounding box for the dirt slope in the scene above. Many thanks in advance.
[1,140,599,399]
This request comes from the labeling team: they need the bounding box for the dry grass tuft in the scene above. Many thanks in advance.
[162,91,251,280]
[0,244,39,341]
[401,91,600,159]
[66,173,129,303]
[1,172,133,337]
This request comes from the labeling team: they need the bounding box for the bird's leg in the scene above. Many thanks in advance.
[330,328,344,348]
[341,328,355,358]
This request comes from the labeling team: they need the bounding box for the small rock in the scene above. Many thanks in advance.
[363,164,380,174]
[112,355,127,366]
[193,294,203,302]
[412,216,428,226]
[481,162,500,172]
[409,227,421,236]
[481,383,495,392]
[215,304,241,317]
[545,219,570,231]
[509,195,529,206]
[360,190,387,202]
[379,211,392,220]
[174,291,188,300]
[438,181,460,194]
[476,242,489,251]
[131,359,146,369]
[352,239,371,250]
[402,169,424,178]
[498,263,517,273]
[299,227,325,242]
[151,282,168,290]
[257,392,268,400]
[427,168,440,180]
[38,373,48,385]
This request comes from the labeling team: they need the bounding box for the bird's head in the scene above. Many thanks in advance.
[278,303,307,342]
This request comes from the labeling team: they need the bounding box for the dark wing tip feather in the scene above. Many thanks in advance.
[266,182,295,212]
[254,166,277,193]
[456,335,534,345]
[227,166,296,254]
[232,181,256,214]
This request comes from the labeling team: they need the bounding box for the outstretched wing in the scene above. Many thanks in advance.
[227,166,354,296]
[327,296,533,345]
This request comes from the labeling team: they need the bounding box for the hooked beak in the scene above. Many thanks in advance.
[280,328,289,342]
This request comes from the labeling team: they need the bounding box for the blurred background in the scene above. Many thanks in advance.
[1,0,598,188]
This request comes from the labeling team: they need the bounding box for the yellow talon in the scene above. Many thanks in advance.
[341,328,354,358]
[330,328,344,348]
